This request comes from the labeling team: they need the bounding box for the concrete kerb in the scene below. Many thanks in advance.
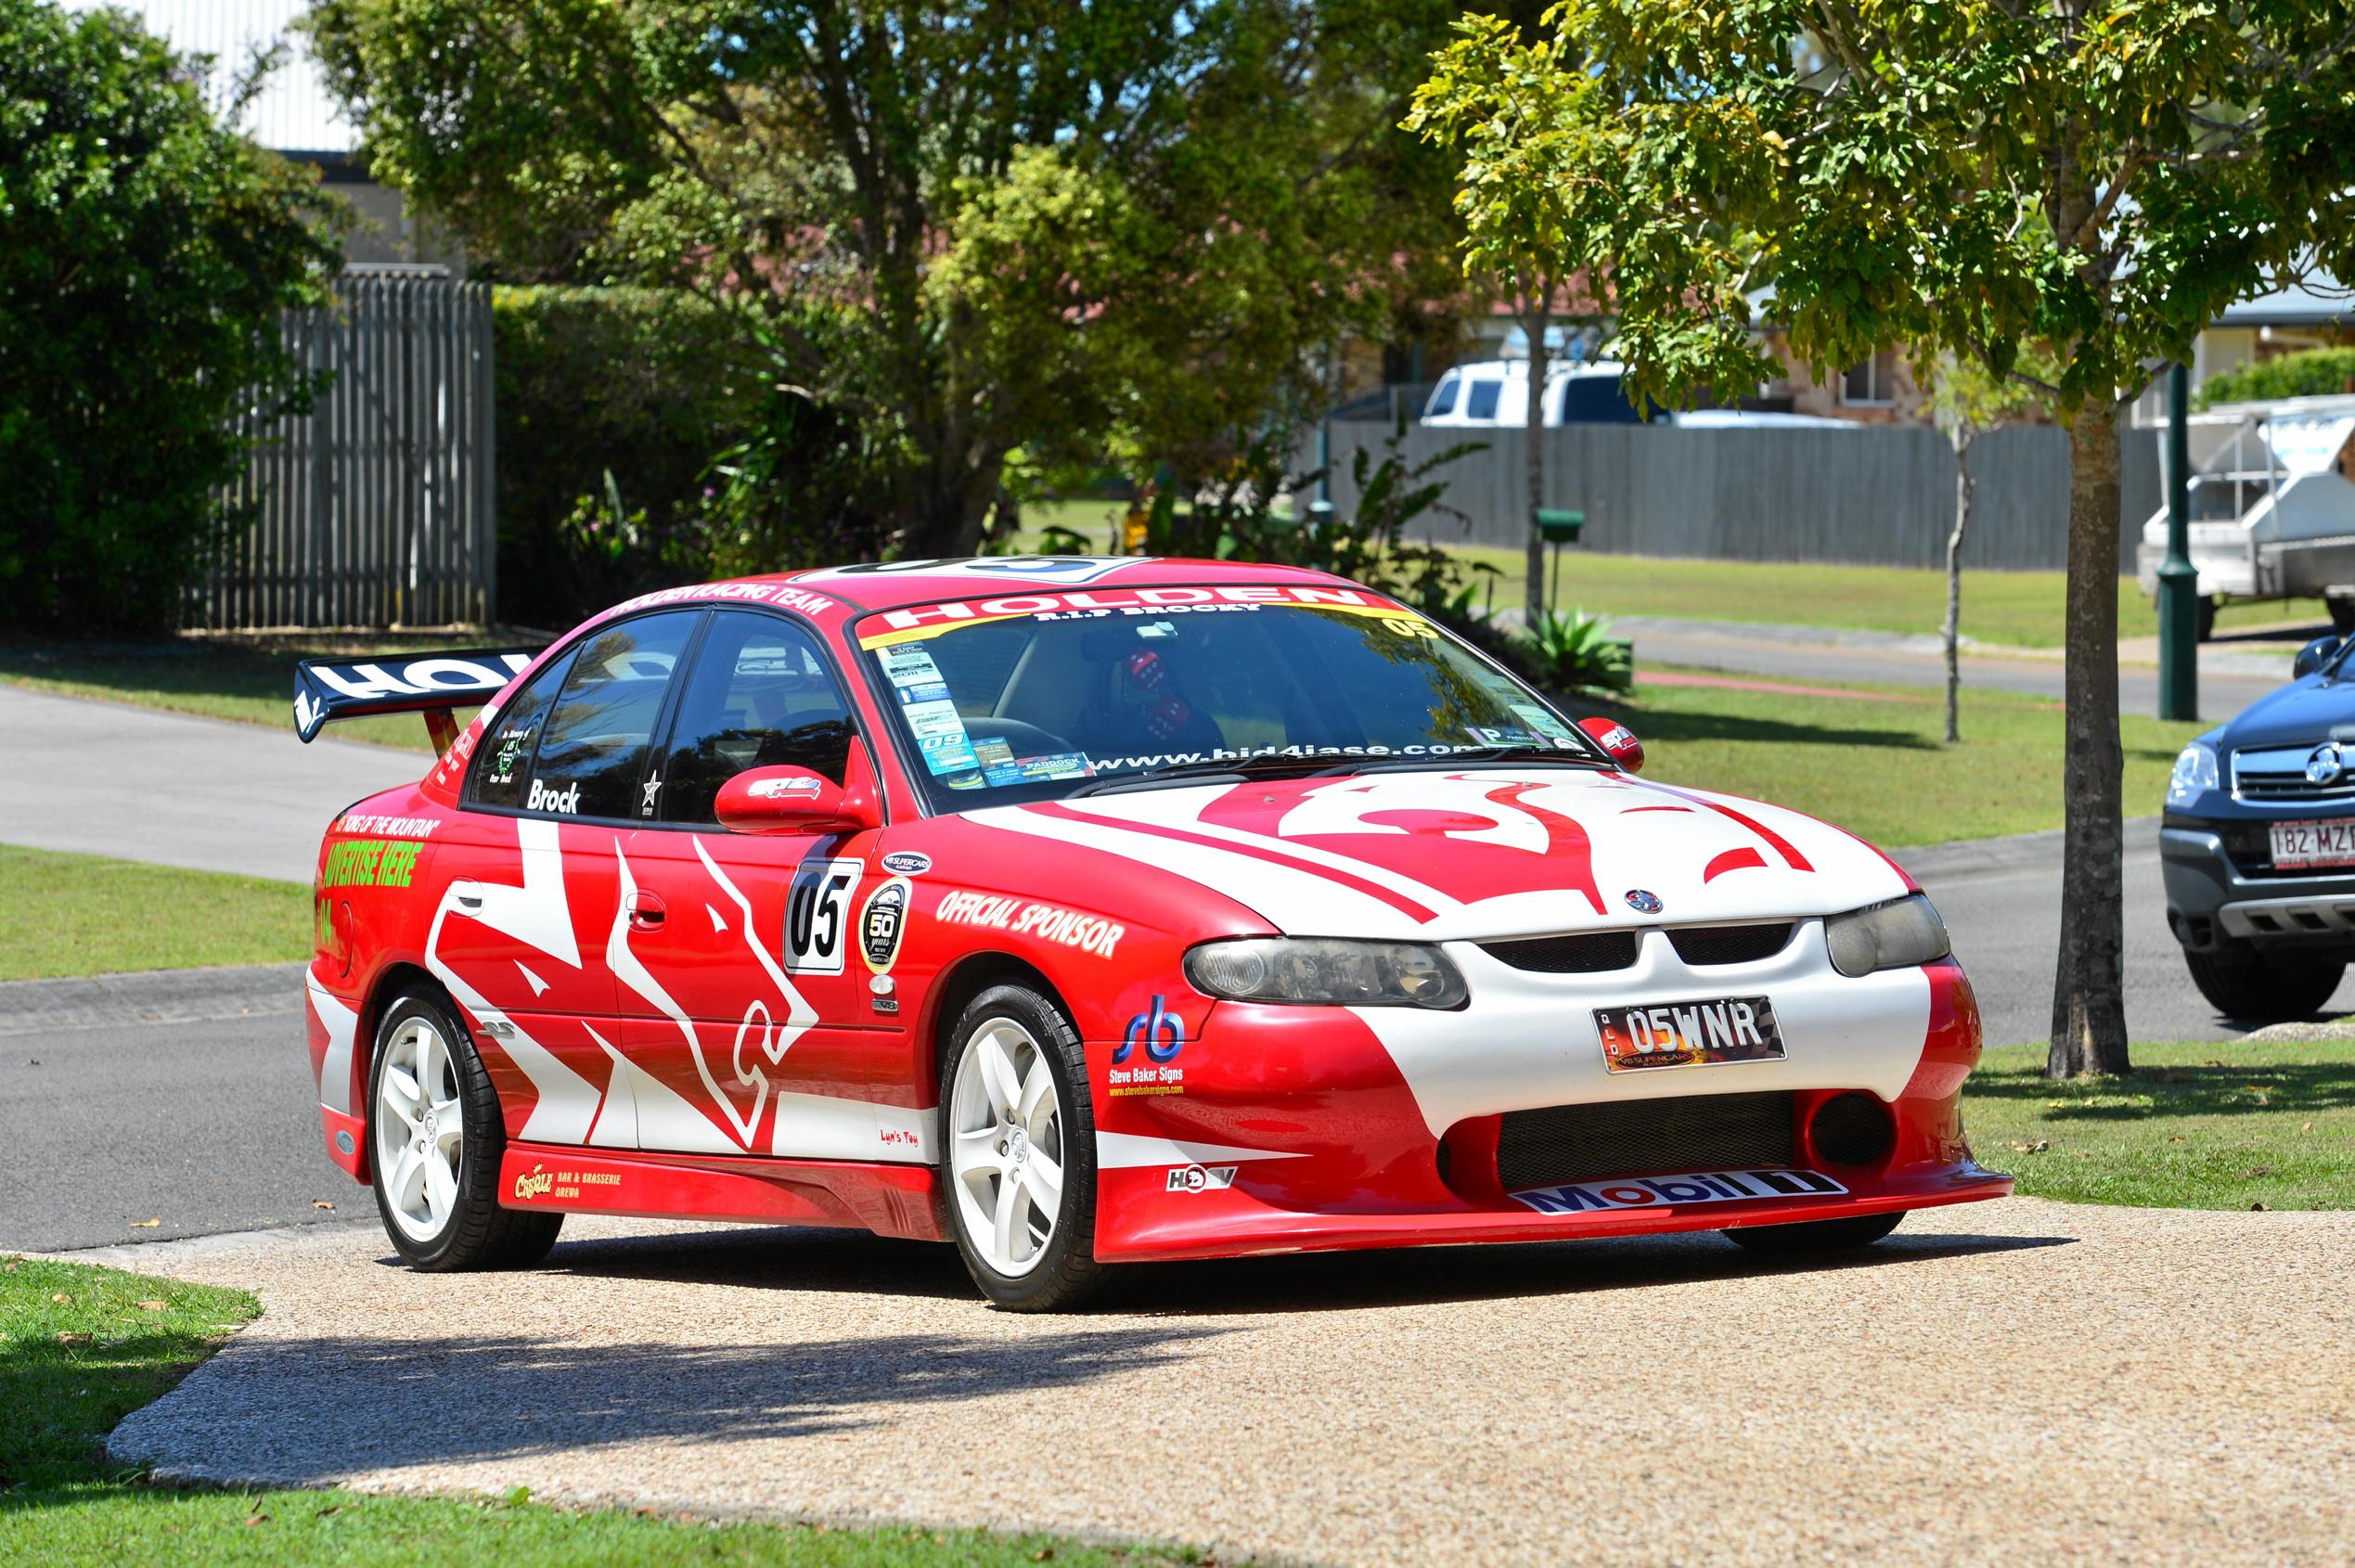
[0,962,304,1037]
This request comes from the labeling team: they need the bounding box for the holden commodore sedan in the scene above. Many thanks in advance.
[296,556,2007,1309]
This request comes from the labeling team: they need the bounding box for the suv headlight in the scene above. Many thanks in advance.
[1824,894,1950,977]
[2168,741,2220,805]
[1184,937,1468,1009]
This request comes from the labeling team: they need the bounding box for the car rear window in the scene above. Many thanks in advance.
[521,612,700,819]
[1463,379,1502,420]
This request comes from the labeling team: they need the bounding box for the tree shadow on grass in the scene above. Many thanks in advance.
[1966,1059,2355,1120]
[1606,708,1940,752]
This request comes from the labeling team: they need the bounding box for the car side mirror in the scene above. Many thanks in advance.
[2294,635,2343,680]
[1576,715,1645,773]
[715,765,879,835]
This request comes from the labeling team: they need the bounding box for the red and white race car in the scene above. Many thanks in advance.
[298,557,2007,1308]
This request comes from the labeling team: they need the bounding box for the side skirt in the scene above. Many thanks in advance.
[495,1142,944,1242]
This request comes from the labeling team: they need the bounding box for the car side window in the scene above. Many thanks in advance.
[657,610,856,825]
[464,649,579,811]
[522,612,702,820]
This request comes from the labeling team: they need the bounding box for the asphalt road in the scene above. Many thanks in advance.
[1616,613,2293,721]
[0,685,416,883]
[0,825,2302,1255]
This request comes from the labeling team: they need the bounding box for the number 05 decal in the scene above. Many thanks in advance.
[784,857,863,975]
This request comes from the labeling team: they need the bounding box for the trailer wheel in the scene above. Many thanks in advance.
[2328,597,2355,636]
[2195,595,2217,643]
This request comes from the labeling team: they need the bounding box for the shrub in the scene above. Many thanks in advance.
[0,2,338,634]
[2195,347,2355,410]
[491,287,763,623]
[1516,607,1635,699]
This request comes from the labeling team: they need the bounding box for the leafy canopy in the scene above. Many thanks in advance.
[0,0,338,632]
[306,0,1465,555]
[1413,1,2355,416]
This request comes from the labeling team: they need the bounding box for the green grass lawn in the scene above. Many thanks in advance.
[1963,1039,2355,1209]
[0,1255,1201,1565]
[1604,669,2202,847]
[0,846,311,981]
[1434,544,2326,649]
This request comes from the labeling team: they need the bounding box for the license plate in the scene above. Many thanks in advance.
[2268,818,2355,869]
[1594,996,1784,1073]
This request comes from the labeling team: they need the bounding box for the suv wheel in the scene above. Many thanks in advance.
[2184,943,2345,1022]
[369,990,563,1270]
[940,983,1103,1311]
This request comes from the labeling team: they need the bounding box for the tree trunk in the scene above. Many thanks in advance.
[1523,295,1550,623]
[1942,428,1974,744]
[2048,400,2131,1077]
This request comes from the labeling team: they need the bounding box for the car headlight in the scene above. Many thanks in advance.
[2168,741,2220,805]
[1184,937,1468,1009]
[1824,894,1950,977]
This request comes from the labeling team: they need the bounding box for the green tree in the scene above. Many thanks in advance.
[1413,1,2355,1077]
[1922,353,2053,745]
[2196,346,2355,409]
[305,0,1462,558]
[1,1,340,633]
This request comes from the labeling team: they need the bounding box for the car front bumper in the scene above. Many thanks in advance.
[1087,953,2008,1264]
[2161,820,2355,952]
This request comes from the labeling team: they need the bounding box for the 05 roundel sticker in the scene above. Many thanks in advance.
[860,877,913,973]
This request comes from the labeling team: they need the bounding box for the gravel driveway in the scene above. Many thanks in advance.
[99,1199,2352,1566]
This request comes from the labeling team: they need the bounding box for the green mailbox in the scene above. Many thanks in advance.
[1536,508,1585,544]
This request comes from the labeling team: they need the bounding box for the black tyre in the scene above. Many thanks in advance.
[2329,598,2355,635]
[2184,944,2345,1021]
[938,983,1103,1311]
[2195,594,2218,643]
[1721,1210,1903,1253]
[368,990,562,1270]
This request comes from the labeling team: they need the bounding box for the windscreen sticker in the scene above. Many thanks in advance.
[857,585,1410,648]
[1508,702,1582,747]
[878,644,981,778]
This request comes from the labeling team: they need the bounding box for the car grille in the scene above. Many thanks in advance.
[1482,932,1641,972]
[1495,1090,1795,1189]
[2233,743,2355,803]
[1665,922,1795,965]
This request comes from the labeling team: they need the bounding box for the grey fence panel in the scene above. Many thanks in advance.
[194,274,495,630]
[1311,420,2164,573]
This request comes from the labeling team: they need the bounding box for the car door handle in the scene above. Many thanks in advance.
[626,892,666,930]
[453,882,483,911]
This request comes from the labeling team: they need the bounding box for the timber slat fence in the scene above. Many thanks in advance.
[1309,422,2163,573]
[198,273,495,629]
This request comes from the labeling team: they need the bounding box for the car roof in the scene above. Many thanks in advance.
[713,556,1367,616]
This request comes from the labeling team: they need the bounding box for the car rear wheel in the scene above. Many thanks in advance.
[940,984,1102,1311]
[369,990,562,1271]
[1721,1210,1903,1253]
[2183,944,2345,1021]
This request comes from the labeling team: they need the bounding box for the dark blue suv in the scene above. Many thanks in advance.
[2163,635,2355,1019]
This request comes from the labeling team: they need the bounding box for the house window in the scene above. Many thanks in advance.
[1841,351,1898,406]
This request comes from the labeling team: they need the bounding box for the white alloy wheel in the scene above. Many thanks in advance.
[949,1016,1066,1277]
[374,1015,465,1242]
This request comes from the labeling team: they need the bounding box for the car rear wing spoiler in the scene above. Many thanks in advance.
[294,648,545,751]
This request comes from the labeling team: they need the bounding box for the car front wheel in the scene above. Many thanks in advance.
[368,990,562,1270]
[940,983,1103,1311]
[2183,943,2345,1022]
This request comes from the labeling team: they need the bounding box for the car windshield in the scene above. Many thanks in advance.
[856,583,1603,809]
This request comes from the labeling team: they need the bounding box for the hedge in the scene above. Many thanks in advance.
[492,287,766,626]
[2195,346,2355,410]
